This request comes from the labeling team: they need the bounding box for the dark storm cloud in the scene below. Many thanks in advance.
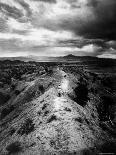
[16,0,32,17]
[0,0,116,57]
[0,2,23,19]
[59,39,105,48]
[30,0,116,41]
[87,0,98,7]
[47,0,116,41]
[76,0,116,40]
[0,18,8,32]
[34,0,56,3]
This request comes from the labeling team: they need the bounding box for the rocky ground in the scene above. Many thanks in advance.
[0,65,116,155]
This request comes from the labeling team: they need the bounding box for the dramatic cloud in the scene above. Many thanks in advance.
[37,0,56,3]
[0,0,116,57]
[97,48,116,59]
[78,0,116,40]
[0,2,23,19]
[48,0,116,40]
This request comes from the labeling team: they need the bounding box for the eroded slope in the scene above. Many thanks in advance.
[0,66,116,155]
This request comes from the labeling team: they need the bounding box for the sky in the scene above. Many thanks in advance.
[0,0,116,58]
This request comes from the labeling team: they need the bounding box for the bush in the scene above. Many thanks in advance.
[6,141,22,154]
[0,92,10,106]
[9,128,16,136]
[15,90,20,95]
[1,105,15,120]
[47,115,57,123]
[17,118,35,135]
[39,85,45,94]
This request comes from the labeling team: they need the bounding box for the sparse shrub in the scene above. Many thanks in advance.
[6,141,22,154]
[47,115,57,123]
[75,117,83,123]
[1,105,15,120]
[37,111,41,115]
[0,92,10,106]
[85,118,90,125]
[42,104,47,110]
[9,128,16,136]
[17,118,35,135]
[48,69,53,75]
[91,113,96,119]
[58,92,61,97]
[39,85,45,94]
[64,107,71,112]
[15,90,20,95]
[44,110,49,116]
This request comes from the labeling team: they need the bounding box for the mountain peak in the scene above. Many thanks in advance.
[64,54,76,58]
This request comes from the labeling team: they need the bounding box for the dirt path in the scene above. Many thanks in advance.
[58,69,69,93]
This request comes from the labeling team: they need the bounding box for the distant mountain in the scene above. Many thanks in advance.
[0,54,114,62]
[0,56,35,62]
[63,54,96,59]
[0,55,62,62]
[61,54,99,62]
[63,54,77,58]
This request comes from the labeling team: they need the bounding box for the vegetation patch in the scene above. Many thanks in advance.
[75,117,83,123]
[42,104,47,110]
[44,110,49,116]
[9,128,16,136]
[6,141,22,155]
[14,90,20,95]
[37,111,41,115]
[64,107,71,112]
[1,105,15,120]
[47,115,57,123]
[58,92,61,97]
[17,118,35,135]
[0,92,10,106]
[39,85,45,94]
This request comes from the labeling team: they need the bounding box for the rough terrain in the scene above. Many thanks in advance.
[0,63,116,155]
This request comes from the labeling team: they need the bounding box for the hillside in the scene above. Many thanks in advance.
[0,61,116,154]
